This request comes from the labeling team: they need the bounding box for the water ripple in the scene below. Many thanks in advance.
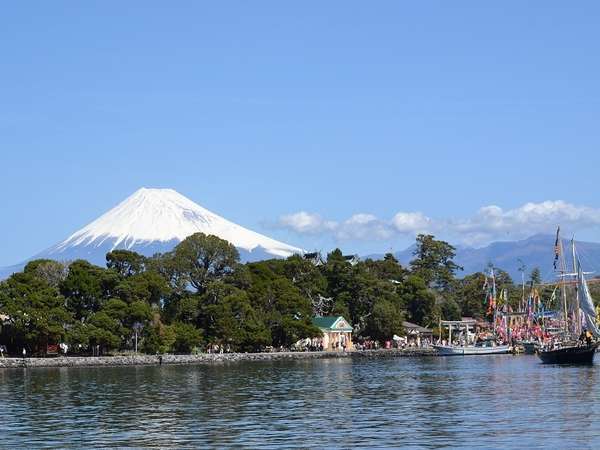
[1,356,599,448]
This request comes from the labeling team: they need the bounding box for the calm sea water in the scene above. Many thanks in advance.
[1,355,599,448]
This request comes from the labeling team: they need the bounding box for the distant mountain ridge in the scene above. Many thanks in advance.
[4,189,600,283]
[0,188,303,279]
[368,234,600,281]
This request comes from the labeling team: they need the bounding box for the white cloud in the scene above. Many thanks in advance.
[391,212,432,234]
[276,200,600,247]
[277,211,337,234]
[447,201,600,245]
[277,211,427,243]
[336,214,394,240]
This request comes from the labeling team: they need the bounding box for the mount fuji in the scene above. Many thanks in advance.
[1,188,303,278]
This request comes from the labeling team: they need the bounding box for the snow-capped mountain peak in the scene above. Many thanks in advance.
[48,187,302,260]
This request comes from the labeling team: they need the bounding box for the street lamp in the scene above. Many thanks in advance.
[133,322,143,354]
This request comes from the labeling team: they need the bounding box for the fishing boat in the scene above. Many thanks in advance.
[538,227,599,365]
[434,268,512,356]
[434,338,510,355]
[538,340,598,364]
[433,319,511,356]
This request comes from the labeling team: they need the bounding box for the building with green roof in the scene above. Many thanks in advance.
[312,316,353,351]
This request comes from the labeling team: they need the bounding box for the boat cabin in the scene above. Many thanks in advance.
[402,321,433,346]
[438,320,478,346]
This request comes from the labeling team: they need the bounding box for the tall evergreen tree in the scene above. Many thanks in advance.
[410,234,462,291]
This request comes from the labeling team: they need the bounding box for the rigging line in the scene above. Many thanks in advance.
[575,243,600,277]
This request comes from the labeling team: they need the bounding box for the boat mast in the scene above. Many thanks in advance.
[503,288,509,340]
[491,267,497,336]
[521,270,525,313]
[557,228,570,337]
[572,238,581,336]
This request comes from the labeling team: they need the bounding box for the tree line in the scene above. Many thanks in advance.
[0,232,551,356]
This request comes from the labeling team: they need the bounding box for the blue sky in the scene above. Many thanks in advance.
[2,2,600,266]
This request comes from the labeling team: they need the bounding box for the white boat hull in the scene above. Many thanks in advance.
[433,344,511,355]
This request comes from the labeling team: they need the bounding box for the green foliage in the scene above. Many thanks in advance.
[410,234,462,291]
[140,324,162,354]
[452,272,486,318]
[204,290,271,351]
[330,298,351,321]
[365,300,404,341]
[398,275,436,326]
[246,261,320,348]
[282,254,328,314]
[364,253,407,283]
[0,232,502,352]
[128,300,153,325]
[106,250,146,277]
[24,259,69,288]
[60,260,119,321]
[65,322,92,350]
[323,249,353,300]
[87,311,123,353]
[529,267,542,286]
[322,250,401,333]
[439,297,462,321]
[171,232,240,294]
[141,318,175,354]
[171,322,202,353]
[0,271,71,354]
[116,270,170,305]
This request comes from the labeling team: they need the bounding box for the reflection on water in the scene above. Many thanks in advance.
[1,356,600,448]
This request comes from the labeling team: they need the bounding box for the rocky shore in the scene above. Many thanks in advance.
[0,348,438,369]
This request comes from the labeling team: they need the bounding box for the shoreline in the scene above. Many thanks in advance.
[0,348,438,369]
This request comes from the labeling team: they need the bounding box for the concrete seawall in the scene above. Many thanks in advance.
[0,348,438,369]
